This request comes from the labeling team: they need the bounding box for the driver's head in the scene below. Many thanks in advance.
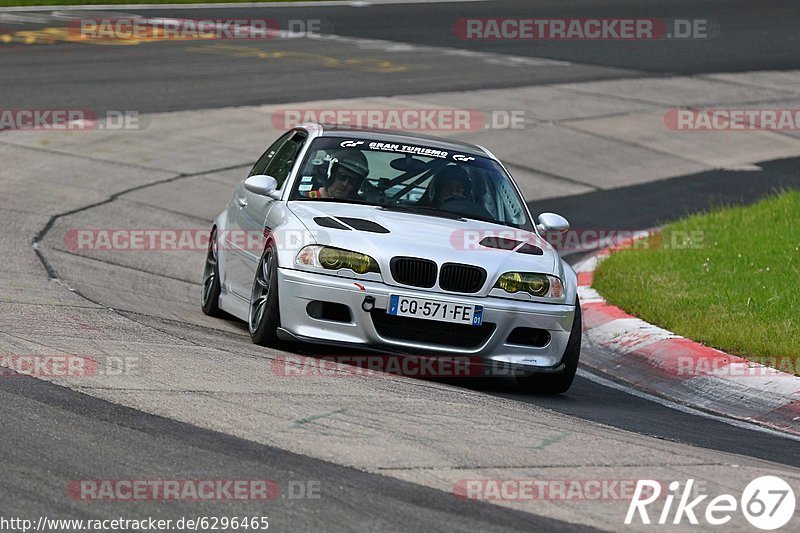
[434,165,471,204]
[326,150,369,199]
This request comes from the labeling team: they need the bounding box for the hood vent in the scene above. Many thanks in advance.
[516,243,544,255]
[479,236,522,251]
[314,217,351,230]
[336,217,390,234]
[479,236,544,255]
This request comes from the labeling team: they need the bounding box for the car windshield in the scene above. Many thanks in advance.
[289,136,532,229]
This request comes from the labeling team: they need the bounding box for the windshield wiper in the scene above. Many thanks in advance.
[377,204,466,221]
[384,204,523,228]
[291,197,374,206]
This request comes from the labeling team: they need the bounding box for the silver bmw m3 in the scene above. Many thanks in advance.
[202,123,581,392]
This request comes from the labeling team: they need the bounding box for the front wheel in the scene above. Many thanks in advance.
[201,227,222,317]
[248,244,281,346]
[516,302,581,394]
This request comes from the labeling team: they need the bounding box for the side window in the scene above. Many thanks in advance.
[249,132,293,178]
[265,133,306,190]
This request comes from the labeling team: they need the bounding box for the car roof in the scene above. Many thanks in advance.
[301,122,494,159]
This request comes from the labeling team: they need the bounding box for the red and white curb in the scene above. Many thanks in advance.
[574,241,800,437]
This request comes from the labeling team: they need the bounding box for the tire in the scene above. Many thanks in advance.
[201,226,222,317]
[516,301,582,394]
[248,243,281,347]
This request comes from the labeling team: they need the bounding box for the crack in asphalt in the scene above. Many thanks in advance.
[18,160,283,378]
[0,301,101,309]
[30,161,251,280]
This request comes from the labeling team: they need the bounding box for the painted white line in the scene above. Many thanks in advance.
[0,13,55,23]
[575,232,800,436]
[705,368,800,396]
[577,368,800,443]
[577,286,603,304]
[140,20,562,70]
[111,17,569,69]
[0,0,489,13]
[588,317,678,353]
[316,33,571,68]
[573,254,599,273]
[0,8,571,70]
[49,10,144,20]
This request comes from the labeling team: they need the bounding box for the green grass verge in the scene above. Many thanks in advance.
[592,190,800,374]
[1,0,316,7]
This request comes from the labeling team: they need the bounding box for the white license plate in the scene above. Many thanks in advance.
[387,295,483,326]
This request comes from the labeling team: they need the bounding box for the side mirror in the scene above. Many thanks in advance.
[537,212,570,233]
[244,175,280,199]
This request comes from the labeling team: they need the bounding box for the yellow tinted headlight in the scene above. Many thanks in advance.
[318,246,379,274]
[524,274,549,297]
[319,247,345,269]
[497,272,524,293]
[495,272,562,299]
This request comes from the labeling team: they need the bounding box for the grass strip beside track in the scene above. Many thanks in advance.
[1,1,320,7]
[593,190,800,374]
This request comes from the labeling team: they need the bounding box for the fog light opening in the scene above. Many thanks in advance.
[506,327,551,348]
[306,301,352,323]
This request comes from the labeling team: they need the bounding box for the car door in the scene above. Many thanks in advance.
[228,130,307,298]
[224,131,292,298]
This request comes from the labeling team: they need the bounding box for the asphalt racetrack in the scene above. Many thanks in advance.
[1,1,800,531]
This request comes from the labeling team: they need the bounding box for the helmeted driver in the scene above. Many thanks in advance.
[430,165,472,206]
[429,164,494,220]
[307,150,369,199]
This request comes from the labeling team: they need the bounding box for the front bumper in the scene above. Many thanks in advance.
[277,267,576,371]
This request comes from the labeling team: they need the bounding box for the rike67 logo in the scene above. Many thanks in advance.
[626,476,796,530]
